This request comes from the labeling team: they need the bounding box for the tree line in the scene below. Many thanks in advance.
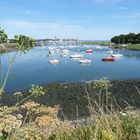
[111,33,140,44]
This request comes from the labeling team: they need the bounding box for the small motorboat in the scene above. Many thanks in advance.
[102,57,115,62]
[79,59,92,64]
[70,57,81,61]
[108,50,113,54]
[49,59,59,64]
[86,49,93,53]
[96,45,102,49]
[111,54,123,58]
[61,49,69,56]
[70,54,83,58]
[49,50,55,55]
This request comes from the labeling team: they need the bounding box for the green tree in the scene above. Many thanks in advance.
[111,33,140,44]
[0,27,8,43]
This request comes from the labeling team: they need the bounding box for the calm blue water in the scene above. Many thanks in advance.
[1,45,140,92]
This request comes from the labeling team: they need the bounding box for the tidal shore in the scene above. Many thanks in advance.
[1,80,140,119]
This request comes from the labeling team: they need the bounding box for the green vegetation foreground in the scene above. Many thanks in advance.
[0,80,140,140]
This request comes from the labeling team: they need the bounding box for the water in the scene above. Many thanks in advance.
[1,45,140,92]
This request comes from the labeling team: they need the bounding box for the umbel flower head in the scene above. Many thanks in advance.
[21,101,40,110]
[28,85,45,98]
[14,35,35,53]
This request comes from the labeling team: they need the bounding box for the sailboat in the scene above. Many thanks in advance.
[49,59,59,64]
[108,50,113,54]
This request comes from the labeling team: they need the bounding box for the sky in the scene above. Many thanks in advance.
[0,0,140,40]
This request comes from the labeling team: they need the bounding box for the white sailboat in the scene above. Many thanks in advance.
[49,59,59,64]
[79,59,92,64]
[70,54,83,58]
[108,50,113,54]
[61,49,69,56]
[111,54,123,58]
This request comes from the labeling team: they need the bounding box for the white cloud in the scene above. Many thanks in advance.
[0,19,134,40]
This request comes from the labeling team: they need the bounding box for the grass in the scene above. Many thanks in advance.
[127,44,140,50]
[49,110,140,140]
[81,41,110,46]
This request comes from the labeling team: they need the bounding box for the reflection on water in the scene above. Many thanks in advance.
[1,45,140,92]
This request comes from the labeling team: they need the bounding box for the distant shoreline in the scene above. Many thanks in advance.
[0,43,17,53]
[1,43,140,53]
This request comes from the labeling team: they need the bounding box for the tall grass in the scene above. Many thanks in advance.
[49,80,140,140]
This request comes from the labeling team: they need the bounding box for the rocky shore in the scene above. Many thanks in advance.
[1,80,140,120]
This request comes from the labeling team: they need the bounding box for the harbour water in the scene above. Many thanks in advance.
[1,45,140,92]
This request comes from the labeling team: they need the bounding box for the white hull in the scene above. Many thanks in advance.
[49,59,59,64]
[108,50,113,54]
[70,54,83,58]
[79,59,92,64]
[96,45,102,49]
[111,54,123,58]
[61,49,69,56]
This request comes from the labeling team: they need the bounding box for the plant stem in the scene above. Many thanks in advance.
[1,43,23,91]
[16,94,33,106]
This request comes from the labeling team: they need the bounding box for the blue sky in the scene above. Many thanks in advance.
[0,0,140,40]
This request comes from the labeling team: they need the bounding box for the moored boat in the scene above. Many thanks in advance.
[96,45,102,49]
[102,57,115,62]
[86,49,93,53]
[111,54,123,58]
[108,50,113,54]
[79,59,92,64]
[49,59,59,64]
[61,49,69,56]
[70,54,83,58]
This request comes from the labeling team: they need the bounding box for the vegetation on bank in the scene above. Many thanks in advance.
[126,44,140,50]
[111,33,140,44]
[81,41,110,46]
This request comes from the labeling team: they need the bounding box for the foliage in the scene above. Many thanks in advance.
[16,85,45,106]
[111,33,140,44]
[0,27,8,43]
[14,35,35,52]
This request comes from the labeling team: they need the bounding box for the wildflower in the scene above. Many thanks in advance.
[120,111,126,116]
[13,120,22,129]
[14,92,22,97]
[4,125,12,133]
[28,85,45,98]
[21,101,40,110]
[16,114,23,120]
[35,115,57,128]
[0,132,3,137]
